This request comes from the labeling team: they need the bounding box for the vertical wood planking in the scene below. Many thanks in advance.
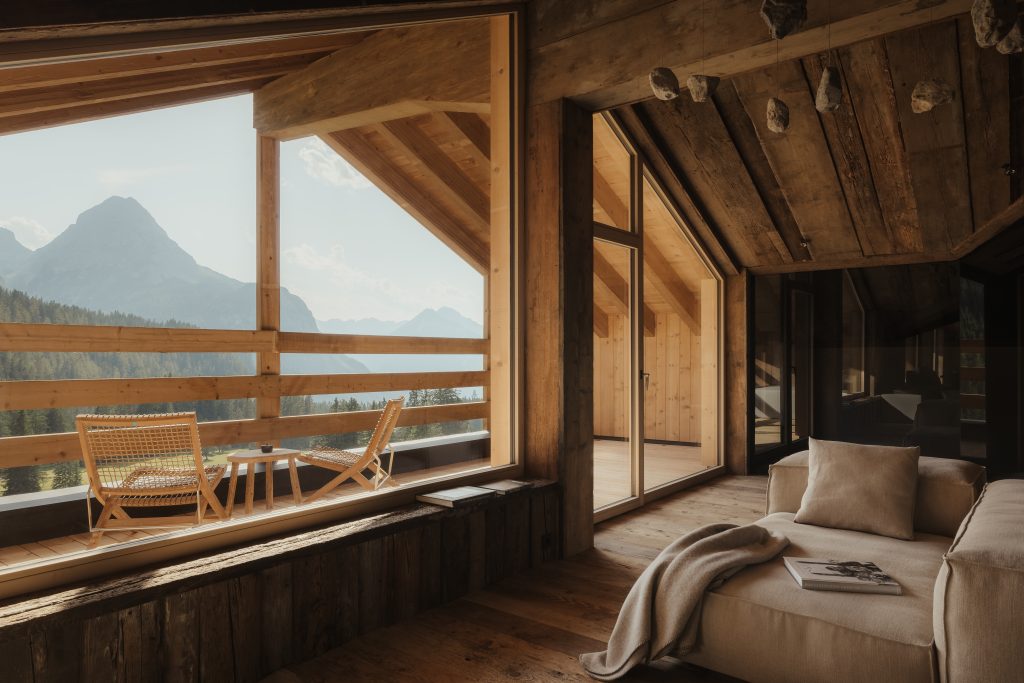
[440,514,470,600]
[82,612,121,681]
[419,519,443,610]
[256,135,281,428]
[228,574,261,683]
[162,589,199,683]
[258,562,292,675]
[0,636,33,682]
[119,601,161,683]
[356,537,386,634]
[292,554,330,661]
[30,621,83,682]
[489,14,514,466]
[724,274,748,474]
[198,583,234,682]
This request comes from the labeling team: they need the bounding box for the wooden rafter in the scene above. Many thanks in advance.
[436,111,490,167]
[254,19,489,138]
[593,166,630,229]
[0,53,317,121]
[0,77,271,136]
[593,303,610,338]
[323,130,488,273]
[593,248,656,336]
[377,118,490,230]
[0,32,371,95]
[643,238,700,333]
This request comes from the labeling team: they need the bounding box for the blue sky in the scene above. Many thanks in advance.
[0,94,483,324]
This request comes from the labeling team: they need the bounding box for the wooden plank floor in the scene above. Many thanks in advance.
[267,475,767,683]
[594,439,709,508]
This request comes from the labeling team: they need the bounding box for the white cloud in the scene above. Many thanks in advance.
[97,164,184,188]
[0,215,52,249]
[283,242,480,322]
[297,138,371,190]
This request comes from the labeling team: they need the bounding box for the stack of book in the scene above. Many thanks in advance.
[416,480,532,508]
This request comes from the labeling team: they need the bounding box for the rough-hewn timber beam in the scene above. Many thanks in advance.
[322,130,489,273]
[531,0,972,110]
[254,19,490,139]
[436,111,491,167]
[593,166,630,230]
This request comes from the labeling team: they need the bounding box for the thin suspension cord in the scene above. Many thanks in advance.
[701,0,705,74]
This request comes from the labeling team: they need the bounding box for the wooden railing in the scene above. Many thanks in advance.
[0,322,490,469]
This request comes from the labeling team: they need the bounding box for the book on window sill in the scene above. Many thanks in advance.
[416,486,496,508]
[784,557,903,595]
[478,479,533,495]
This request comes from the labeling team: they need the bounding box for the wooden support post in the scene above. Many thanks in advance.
[524,98,593,556]
[724,274,748,474]
[257,135,281,439]
[489,15,514,467]
[699,279,719,467]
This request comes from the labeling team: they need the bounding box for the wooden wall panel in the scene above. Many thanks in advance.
[0,486,559,683]
[592,312,701,443]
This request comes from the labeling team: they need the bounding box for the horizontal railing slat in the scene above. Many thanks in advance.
[0,371,489,411]
[0,323,488,355]
[0,401,489,468]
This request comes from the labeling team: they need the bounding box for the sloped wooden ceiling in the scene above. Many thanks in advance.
[616,17,1018,274]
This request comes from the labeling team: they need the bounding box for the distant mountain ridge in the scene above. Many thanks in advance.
[317,306,483,339]
[0,227,30,281]
[2,197,320,333]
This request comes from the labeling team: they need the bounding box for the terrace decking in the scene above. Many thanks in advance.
[268,475,765,682]
[0,458,490,570]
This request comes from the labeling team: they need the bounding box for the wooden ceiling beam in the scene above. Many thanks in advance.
[593,166,630,230]
[436,111,490,166]
[0,77,271,136]
[643,238,700,333]
[377,118,490,229]
[0,54,317,120]
[254,19,490,139]
[322,130,489,274]
[593,248,657,336]
[0,33,370,95]
[952,197,1024,259]
[593,303,610,338]
[611,107,738,276]
[531,0,972,110]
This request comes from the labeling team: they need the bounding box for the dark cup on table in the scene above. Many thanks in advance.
[260,444,274,454]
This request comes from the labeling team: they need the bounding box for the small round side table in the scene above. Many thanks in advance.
[225,448,302,516]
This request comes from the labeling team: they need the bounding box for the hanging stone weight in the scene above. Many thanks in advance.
[815,66,842,113]
[767,97,790,133]
[911,79,955,114]
[997,20,1024,54]
[687,75,720,103]
[972,0,1017,48]
[649,67,680,101]
[760,0,807,40]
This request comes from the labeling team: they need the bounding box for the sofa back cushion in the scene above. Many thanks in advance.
[934,480,1024,683]
[768,449,985,538]
[793,438,920,539]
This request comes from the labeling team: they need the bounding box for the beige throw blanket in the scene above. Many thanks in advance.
[580,523,789,681]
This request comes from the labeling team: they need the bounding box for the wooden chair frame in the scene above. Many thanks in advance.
[76,412,228,547]
[298,397,406,503]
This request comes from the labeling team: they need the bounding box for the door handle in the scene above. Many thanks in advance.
[641,372,651,391]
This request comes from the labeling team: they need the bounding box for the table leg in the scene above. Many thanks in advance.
[265,461,275,511]
[244,463,255,515]
[226,463,239,517]
[288,457,302,505]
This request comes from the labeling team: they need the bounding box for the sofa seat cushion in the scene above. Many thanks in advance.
[682,513,951,683]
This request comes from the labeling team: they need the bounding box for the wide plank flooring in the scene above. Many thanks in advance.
[267,475,767,683]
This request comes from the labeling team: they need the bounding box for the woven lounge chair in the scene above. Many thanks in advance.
[76,412,228,547]
[298,396,405,503]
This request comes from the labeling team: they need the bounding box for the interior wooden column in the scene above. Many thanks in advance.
[524,98,594,557]
[489,14,513,466]
[257,135,281,432]
[724,274,748,474]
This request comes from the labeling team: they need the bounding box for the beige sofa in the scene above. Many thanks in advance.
[682,452,1024,683]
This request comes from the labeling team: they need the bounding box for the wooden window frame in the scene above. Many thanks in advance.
[0,4,524,599]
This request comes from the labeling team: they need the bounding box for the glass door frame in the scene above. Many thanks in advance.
[592,117,645,523]
[747,273,814,471]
